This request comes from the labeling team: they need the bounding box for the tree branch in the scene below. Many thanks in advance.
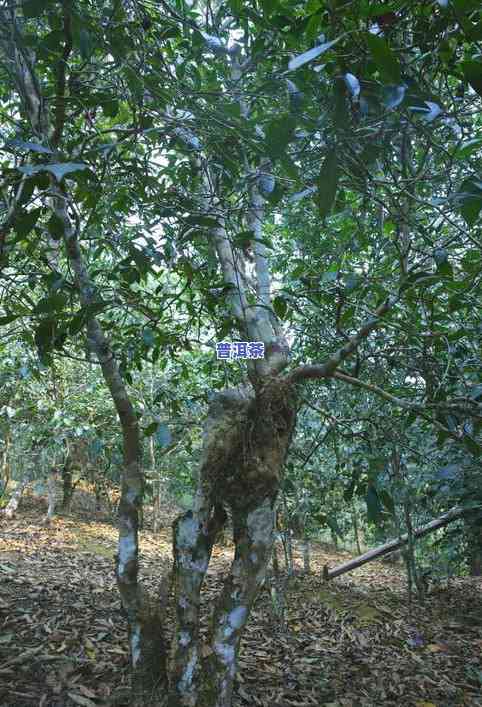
[332,370,462,439]
[287,297,396,384]
[52,1,73,148]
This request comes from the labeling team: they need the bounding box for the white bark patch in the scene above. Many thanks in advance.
[228,606,247,629]
[223,625,234,639]
[214,641,235,666]
[179,631,191,647]
[255,569,267,585]
[178,553,208,573]
[247,500,274,545]
[179,596,188,609]
[131,625,142,667]
[177,515,200,548]
[118,533,136,574]
[189,558,208,572]
[177,647,198,691]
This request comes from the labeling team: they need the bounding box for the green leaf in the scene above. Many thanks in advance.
[454,138,482,160]
[456,178,482,226]
[0,315,21,326]
[17,163,88,182]
[273,296,288,319]
[35,294,67,314]
[69,311,86,336]
[288,37,342,71]
[179,493,193,509]
[23,0,49,17]
[14,208,41,238]
[366,33,402,83]
[265,115,297,159]
[101,98,119,118]
[382,84,406,109]
[260,0,278,16]
[462,60,482,97]
[35,319,56,352]
[185,215,221,228]
[142,328,155,348]
[46,163,89,182]
[344,272,362,292]
[469,384,482,401]
[317,148,339,218]
[144,422,158,436]
[79,28,94,61]
[463,435,481,457]
[6,139,53,154]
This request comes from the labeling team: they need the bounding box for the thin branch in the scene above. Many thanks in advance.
[332,370,462,439]
[287,296,396,384]
[52,1,73,148]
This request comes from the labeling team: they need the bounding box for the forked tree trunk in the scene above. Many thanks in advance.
[168,380,297,707]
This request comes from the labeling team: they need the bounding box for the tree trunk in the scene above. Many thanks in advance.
[199,500,276,707]
[44,468,58,524]
[351,500,362,555]
[272,537,280,575]
[168,380,297,707]
[53,193,167,701]
[61,456,74,512]
[3,469,32,519]
[150,437,162,534]
[280,530,294,575]
[302,535,311,574]
[1,431,11,495]
[323,506,465,580]
[467,519,482,577]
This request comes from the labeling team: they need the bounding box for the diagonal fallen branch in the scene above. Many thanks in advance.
[323,506,465,581]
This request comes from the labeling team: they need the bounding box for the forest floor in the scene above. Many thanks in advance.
[1,493,482,707]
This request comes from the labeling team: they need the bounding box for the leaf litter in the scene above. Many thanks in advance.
[0,493,481,706]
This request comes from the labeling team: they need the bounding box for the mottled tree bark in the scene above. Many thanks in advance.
[351,500,362,555]
[3,468,32,519]
[169,379,297,707]
[44,468,58,524]
[1,431,11,495]
[302,536,311,575]
[60,456,74,513]
[199,500,276,707]
[57,208,168,701]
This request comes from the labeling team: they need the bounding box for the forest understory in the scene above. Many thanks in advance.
[1,493,481,707]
